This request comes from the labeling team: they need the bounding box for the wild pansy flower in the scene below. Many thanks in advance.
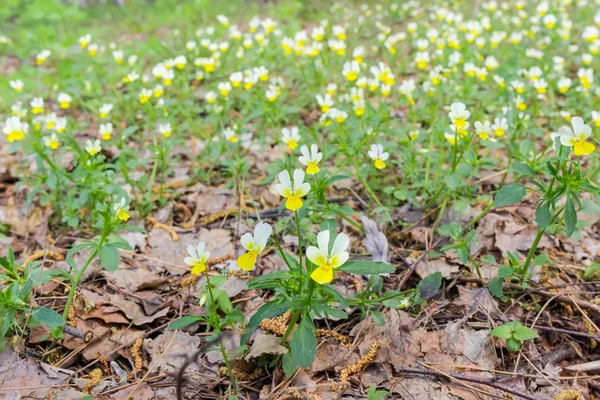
[9,79,23,92]
[113,198,130,221]
[342,61,360,81]
[281,126,300,150]
[275,169,310,211]
[159,123,172,138]
[99,103,113,119]
[30,97,44,114]
[448,102,470,136]
[58,93,72,109]
[85,139,102,156]
[299,144,323,175]
[79,34,91,48]
[36,49,50,65]
[368,144,389,169]
[139,88,152,104]
[44,133,60,150]
[492,117,508,137]
[307,230,350,285]
[554,117,596,156]
[185,242,210,275]
[3,116,28,142]
[99,123,113,141]
[474,120,492,140]
[236,222,272,271]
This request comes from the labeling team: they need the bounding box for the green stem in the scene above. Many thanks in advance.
[521,228,546,279]
[280,309,301,345]
[219,340,237,392]
[295,210,303,270]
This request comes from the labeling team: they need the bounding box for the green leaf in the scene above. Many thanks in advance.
[31,307,64,328]
[565,197,577,237]
[490,323,514,339]
[506,337,521,353]
[327,175,351,185]
[494,183,526,207]
[117,224,147,233]
[290,323,316,368]
[371,310,385,326]
[99,244,120,271]
[282,353,297,377]
[535,205,552,229]
[338,261,395,275]
[168,315,203,330]
[487,277,505,299]
[416,272,442,299]
[513,324,539,341]
[584,263,600,279]
[367,384,389,400]
[513,162,535,177]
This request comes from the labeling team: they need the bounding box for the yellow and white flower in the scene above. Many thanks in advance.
[474,120,492,140]
[592,111,600,126]
[415,51,430,69]
[217,14,230,27]
[236,222,272,271]
[55,117,67,133]
[113,198,130,221]
[316,94,334,113]
[229,71,243,87]
[79,34,91,48]
[87,43,98,56]
[274,169,310,211]
[299,144,323,175]
[9,79,23,92]
[307,230,350,285]
[281,126,300,150]
[492,117,508,137]
[36,49,50,65]
[218,81,232,96]
[185,241,210,275]
[123,71,139,83]
[3,116,28,142]
[153,84,164,98]
[128,55,138,65]
[139,88,152,104]
[99,103,113,119]
[43,133,60,150]
[159,123,172,138]
[223,127,238,143]
[30,97,44,114]
[162,69,174,85]
[368,144,389,169]
[205,91,217,104]
[448,102,470,136]
[558,77,572,93]
[112,50,124,64]
[45,113,57,130]
[99,123,113,141]
[342,61,360,81]
[10,102,26,118]
[578,68,594,89]
[174,55,187,69]
[554,116,596,156]
[58,93,72,109]
[85,139,102,156]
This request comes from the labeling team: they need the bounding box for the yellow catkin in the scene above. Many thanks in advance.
[339,341,380,384]
[131,338,144,372]
[23,249,64,268]
[316,329,351,347]
[147,216,179,242]
[583,317,597,349]
[218,367,264,381]
[284,390,323,400]
[198,205,254,225]
[96,353,110,375]
[83,368,103,394]
[152,180,187,194]
[260,311,291,336]
[68,306,76,328]
[553,390,581,400]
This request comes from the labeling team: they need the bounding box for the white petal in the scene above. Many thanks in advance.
[187,244,197,259]
[560,135,576,146]
[306,246,326,265]
[278,170,292,189]
[240,232,255,250]
[380,152,389,161]
[294,182,311,197]
[558,126,574,137]
[184,256,196,266]
[292,169,305,189]
[254,222,273,243]
[331,233,350,257]
[196,241,206,256]
[300,145,310,159]
[317,230,330,257]
[571,116,584,133]
[331,251,349,268]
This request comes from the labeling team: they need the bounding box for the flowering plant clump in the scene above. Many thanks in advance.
[3,1,600,398]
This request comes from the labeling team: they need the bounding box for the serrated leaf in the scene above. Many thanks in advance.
[31,307,64,328]
[98,244,120,271]
[494,183,526,207]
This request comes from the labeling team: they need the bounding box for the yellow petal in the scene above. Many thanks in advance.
[306,162,320,175]
[574,140,596,156]
[310,264,334,285]
[285,196,303,211]
[237,251,258,271]
[374,159,386,169]
[117,210,130,221]
[191,262,206,275]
